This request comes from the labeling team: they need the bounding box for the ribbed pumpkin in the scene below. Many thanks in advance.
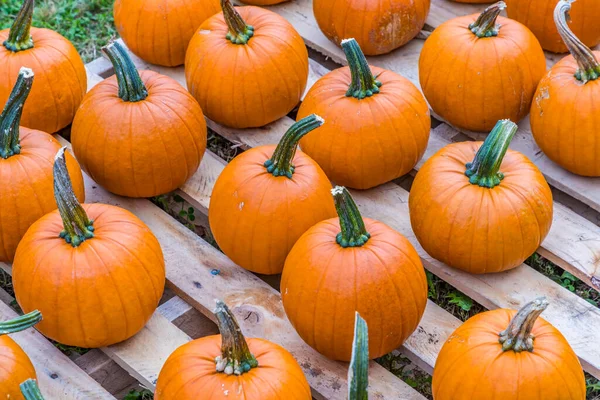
[419,2,546,132]
[185,0,308,129]
[0,0,86,133]
[209,115,336,275]
[432,298,586,399]
[313,0,430,56]
[409,120,553,274]
[530,0,600,177]
[114,0,221,67]
[155,301,311,399]
[20,379,44,400]
[281,186,427,361]
[0,68,84,262]
[506,0,600,53]
[298,38,430,189]
[71,42,206,198]
[12,148,166,348]
[0,311,41,400]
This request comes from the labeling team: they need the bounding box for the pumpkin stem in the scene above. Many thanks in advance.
[264,114,324,178]
[465,119,517,188]
[0,67,33,159]
[221,0,254,44]
[3,0,34,52]
[341,38,382,99]
[214,300,258,375]
[332,186,370,248]
[103,41,148,102]
[20,379,45,400]
[54,147,94,247]
[0,310,42,335]
[555,0,600,83]
[499,297,549,352]
[469,1,506,38]
[348,312,369,400]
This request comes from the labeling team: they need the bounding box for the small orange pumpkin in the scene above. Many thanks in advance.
[185,0,308,128]
[432,298,586,399]
[530,0,600,176]
[281,186,427,361]
[0,68,84,262]
[0,311,41,400]
[12,148,166,348]
[0,0,86,134]
[114,0,222,67]
[419,2,546,132]
[209,114,336,275]
[409,120,553,274]
[71,42,207,198]
[313,0,430,56]
[155,300,311,399]
[298,38,430,189]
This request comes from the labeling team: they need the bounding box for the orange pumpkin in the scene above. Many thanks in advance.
[281,186,427,361]
[530,0,600,176]
[0,311,41,400]
[409,120,553,274]
[419,2,546,132]
[185,0,308,128]
[313,0,430,56]
[298,38,430,189]
[71,42,207,198]
[114,0,222,67]
[209,114,336,275]
[506,0,600,53]
[0,0,86,134]
[155,300,311,399]
[0,68,84,262]
[432,298,585,399]
[12,148,166,348]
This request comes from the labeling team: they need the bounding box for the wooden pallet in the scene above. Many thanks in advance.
[2,0,600,398]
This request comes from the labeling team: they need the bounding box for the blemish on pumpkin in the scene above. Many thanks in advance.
[238,201,244,211]
[199,30,211,35]
[535,87,550,116]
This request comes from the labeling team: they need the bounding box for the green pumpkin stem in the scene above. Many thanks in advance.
[469,1,506,38]
[214,300,258,375]
[348,312,369,400]
[0,310,42,335]
[499,297,549,352]
[0,67,33,159]
[221,0,254,44]
[3,0,34,52]
[555,0,600,83]
[332,186,370,248]
[54,147,94,247]
[341,38,382,99]
[20,379,45,400]
[103,42,148,102]
[465,119,517,188]
[264,114,324,178]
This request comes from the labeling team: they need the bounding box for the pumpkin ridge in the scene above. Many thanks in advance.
[39,43,85,111]
[27,49,62,131]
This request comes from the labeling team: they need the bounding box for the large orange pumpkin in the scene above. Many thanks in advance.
[281,186,427,361]
[419,1,546,132]
[298,38,430,189]
[506,0,600,53]
[432,298,585,399]
[209,114,336,275]
[409,120,553,274]
[71,42,207,198]
[114,0,221,67]
[0,68,84,262]
[313,0,430,56]
[155,300,311,399]
[0,0,86,134]
[0,310,41,400]
[185,0,308,129]
[530,0,600,177]
[12,148,166,348]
